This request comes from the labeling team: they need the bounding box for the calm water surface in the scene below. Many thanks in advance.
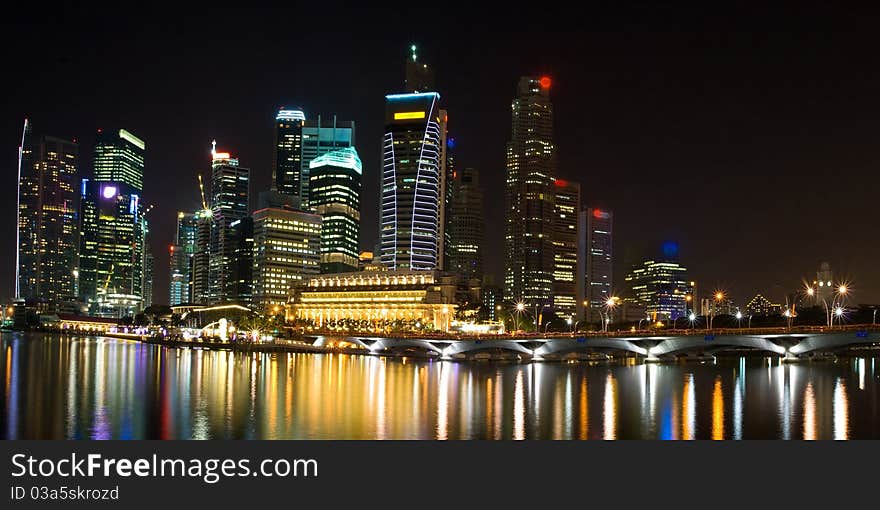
[2,332,879,439]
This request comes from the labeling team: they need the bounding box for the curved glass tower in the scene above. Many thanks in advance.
[381,92,442,270]
[309,147,362,273]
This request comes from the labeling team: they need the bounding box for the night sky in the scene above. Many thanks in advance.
[3,4,879,306]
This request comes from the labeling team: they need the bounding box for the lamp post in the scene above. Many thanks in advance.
[735,310,743,329]
[688,312,696,330]
[709,291,724,330]
[603,297,619,333]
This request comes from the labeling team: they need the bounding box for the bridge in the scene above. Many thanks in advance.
[310,325,880,361]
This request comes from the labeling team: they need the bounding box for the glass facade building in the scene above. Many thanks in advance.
[16,120,79,303]
[381,92,442,270]
[625,259,690,321]
[447,167,484,280]
[206,148,250,304]
[300,116,355,208]
[552,179,582,319]
[504,76,556,309]
[272,109,305,199]
[308,147,362,273]
[582,208,613,323]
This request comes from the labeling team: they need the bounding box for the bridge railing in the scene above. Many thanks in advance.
[305,323,880,341]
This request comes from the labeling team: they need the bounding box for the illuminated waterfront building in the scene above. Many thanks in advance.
[581,207,613,323]
[272,108,305,199]
[206,143,250,304]
[381,91,442,270]
[504,76,556,310]
[191,208,213,304]
[447,166,484,280]
[552,179,582,319]
[289,270,459,332]
[16,120,79,303]
[746,294,782,316]
[308,147,361,273]
[252,206,322,310]
[300,116,355,208]
[624,258,690,321]
[78,128,147,318]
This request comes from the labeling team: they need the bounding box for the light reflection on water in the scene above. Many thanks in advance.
[1,332,878,439]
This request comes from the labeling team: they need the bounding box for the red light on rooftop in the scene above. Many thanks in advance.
[554,178,569,187]
[169,245,174,252]
[539,76,552,89]
[593,209,604,218]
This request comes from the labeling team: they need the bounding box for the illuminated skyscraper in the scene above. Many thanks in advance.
[78,128,147,317]
[552,179,582,319]
[16,120,79,303]
[252,206,322,309]
[206,143,250,304]
[381,92,442,270]
[169,211,198,305]
[94,128,145,192]
[625,258,689,321]
[504,76,556,309]
[272,108,305,199]
[229,216,254,305]
[309,147,362,273]
[581,207,613,323]
[300,116,355,208]
[447,167,484,280]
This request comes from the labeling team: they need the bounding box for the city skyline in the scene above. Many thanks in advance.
[2,6,879,305]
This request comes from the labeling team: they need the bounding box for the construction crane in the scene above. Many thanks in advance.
[197,173,209,211]
[102,263,115,294]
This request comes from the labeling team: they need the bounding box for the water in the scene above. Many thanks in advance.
[2,332,879,439]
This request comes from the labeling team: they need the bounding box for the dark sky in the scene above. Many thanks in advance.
[3,4,879,306]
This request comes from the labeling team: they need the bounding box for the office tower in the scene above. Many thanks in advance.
[405,44,435,93]
[78,128,147,317]
[437,110,451,270]
[191,209,212,304]
[300,116,355,208]
[551,179,582,319]
[272,108,305,199]
[308,147,362,273]
[481,276,502,322]
[78,180,146,317]
[252,206,322,310]
[142,248,153,308]
[381,92,442,270]
[581,207,613,323]
[94,128,145,192]
[206,143,250,304]
[505,76,556,310]
[16,119,79,303]
[169,211,198,305]
[625,258,690,321]
[447,167,484,280]
[229,217,254,305]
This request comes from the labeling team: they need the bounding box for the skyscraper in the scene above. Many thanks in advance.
[229,216,254,305]
[447,167,484,280]
[191,209,212,304]
[552,179,582,319]
[16,120,79,303]
[252,206,322,310]
[272,108,305,199]
[381,92,442,270]
[169,211,197,305]
[300,116,355,208]
[625,258,690,321]
[308,147,362,273]
[78,128,147,317]
[582,208,613,323]
[504,76,556,309]
[206,143,250,304]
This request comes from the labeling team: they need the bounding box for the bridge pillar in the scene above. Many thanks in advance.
[644,346,661,363]
[781,348,798,363]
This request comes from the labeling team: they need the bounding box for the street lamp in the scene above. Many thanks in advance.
[709,291,724,330]
[735,310,743,329]
[603,297,619,333]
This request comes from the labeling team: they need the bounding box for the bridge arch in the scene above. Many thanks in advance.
[368,338,443,355]
[651,335,786,357]
[533,338,647,358]
[442,340,533,360]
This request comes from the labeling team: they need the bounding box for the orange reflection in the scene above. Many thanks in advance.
[803,382,816,440]
[603,373,617,440]
[712,377,724,440]
[579,376,588,440]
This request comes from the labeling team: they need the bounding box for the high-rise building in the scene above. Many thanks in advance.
[381,92,442,270]
[447,167,484,280]
[229,216,254,305]
[308,147,362,273]
[94,128,145,192]
[252,206,322,310]
[16,120,79,303]
[300,116,355,208]
[436,110,451,271]
[625,258,690,321]
[206,143,250,304]
[504,76,556,311]
[169,212,198,305]
[272,108,305,199]
[552,179,582,319]
[191,209,213,304]
[78,128,147,318]
[582,207,613,323]
[78,180,146,317]
[142,248,154,308]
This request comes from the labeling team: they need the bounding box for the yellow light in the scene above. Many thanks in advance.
[838,285,847,295]
[715,292,724,301]
[394,111,426,120]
